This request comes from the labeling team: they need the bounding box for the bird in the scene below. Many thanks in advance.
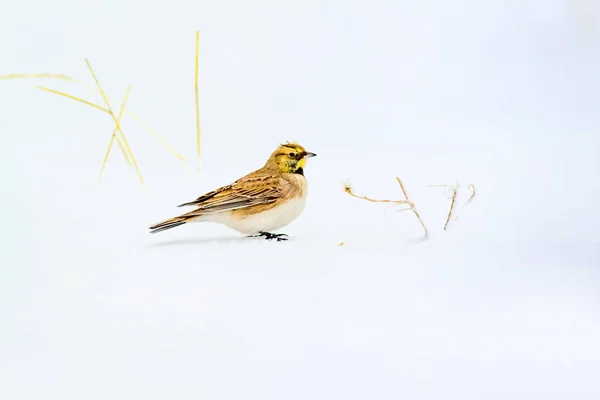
[148,142,317,241]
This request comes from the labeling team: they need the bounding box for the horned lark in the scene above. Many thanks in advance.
[149,143,317,241]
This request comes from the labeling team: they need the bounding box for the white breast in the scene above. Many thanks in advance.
[203,177,308,235]
[225,195,307,234]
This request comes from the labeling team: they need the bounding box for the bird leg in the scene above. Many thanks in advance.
[248,232,289,241]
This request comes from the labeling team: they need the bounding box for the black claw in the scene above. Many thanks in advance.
[248,232,289,241]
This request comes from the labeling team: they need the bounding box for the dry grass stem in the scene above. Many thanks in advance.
[34,85,133,162]
[465,184,476,206]
[344,187,411,206]
[395,177,428,237]
[0,73,76,81]
[453,184,476,221]
[194,30,201,170]
[344,178,428,238]
[99,86,133,180]
[426,183,458,230]
[85,58,144,185]
[34,85,109,113]
[444,187,457,230]
[3,72,184,164]
[126,111,185,162]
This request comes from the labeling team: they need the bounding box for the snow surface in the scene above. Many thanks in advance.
[2,1,600,399]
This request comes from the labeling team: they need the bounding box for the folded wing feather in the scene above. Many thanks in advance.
[176,173,285,216]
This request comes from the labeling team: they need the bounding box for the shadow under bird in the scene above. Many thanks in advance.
[148,143,317,241]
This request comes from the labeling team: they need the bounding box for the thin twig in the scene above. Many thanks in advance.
[444,186,457,230]
[99,86,132,180]
[454,184,476,221]
[396,177,428,237]
[85,58,144,185]
[194,30,201,171]
[465,184,476,206]
[426,182,458,230]
[344,186,412,207]
[343,178,428,238]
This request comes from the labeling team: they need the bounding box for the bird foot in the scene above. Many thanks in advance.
[248,232,289,241]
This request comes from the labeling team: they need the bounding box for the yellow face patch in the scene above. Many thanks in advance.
[269,142,312,174]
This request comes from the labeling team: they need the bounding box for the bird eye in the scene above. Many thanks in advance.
[289,153,296,157]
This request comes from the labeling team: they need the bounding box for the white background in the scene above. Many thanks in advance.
[1,0,600,399]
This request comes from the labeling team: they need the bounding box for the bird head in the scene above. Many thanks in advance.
[265,142,317,174]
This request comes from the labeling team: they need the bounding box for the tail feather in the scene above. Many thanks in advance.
[149,215,197,234]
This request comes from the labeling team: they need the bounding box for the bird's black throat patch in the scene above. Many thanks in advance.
[295,167,304,175]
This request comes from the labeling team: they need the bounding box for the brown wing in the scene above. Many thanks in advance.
[176,171,286,215]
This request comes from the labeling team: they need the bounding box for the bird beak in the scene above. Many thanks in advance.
[305,152,317,158]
